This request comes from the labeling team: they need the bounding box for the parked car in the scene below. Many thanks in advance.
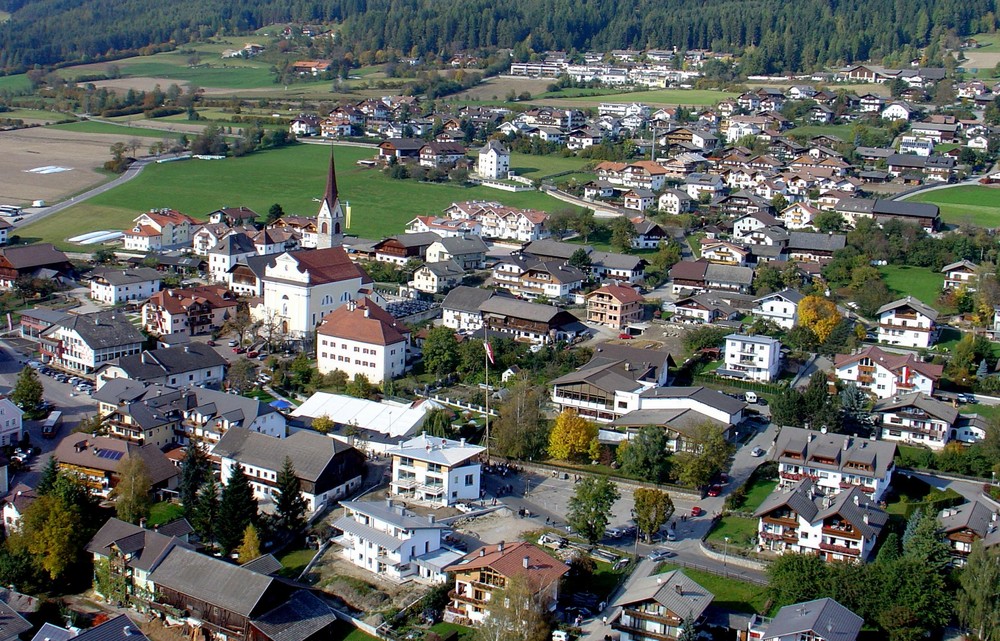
[665,530,677,541]
[957,393,977,404]
[751,446,766,457]
[206,340,216,346]
[648,549,675,562]
[691,506,704,517]
[707,485,722,497]
[618,333,633,340]
[233,347,245,354]
[247,351,259,358]
[228,339,239,347]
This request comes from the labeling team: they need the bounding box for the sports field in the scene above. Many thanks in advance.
[17,143,571,249]
[907,185,1000,227]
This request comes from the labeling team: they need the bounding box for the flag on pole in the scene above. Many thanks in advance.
[483,341,494,364]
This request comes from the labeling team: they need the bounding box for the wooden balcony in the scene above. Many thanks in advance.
[760,531,798,543]
[611,622,675,641]
[762,515,799,527]
[449,590,486,606]
[822,526,862,540]
[819,542,860,556]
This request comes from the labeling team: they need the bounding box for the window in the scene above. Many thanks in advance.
[465,474,474,486]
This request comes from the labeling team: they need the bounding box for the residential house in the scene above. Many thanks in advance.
[684,173,725,200]
[787,232,846,263]
[2,484,35,532]
[747,598,863,641]
[669,259,755,295]
[780,203,821,230]
[18,307,71,343]
[39,311,144,376]
[881,102,917,121]
[585,284,643,329]
[425,236,488,270]
[53,434,178,497]
[410,261,465,294]
[873,392,986,449]
[477,141,510,179]
[657,189,694,216]
[87,518,193,601]
[478,296,581,345]
[259,247,374,339]
[876,297,938,348]
[0,219,10,246]
[751,289,803,330]
[590,252,647,285]
[374,232,441,265]
[95,343,227,391]
[387,433,484,506]
[90,268,162,305]
[721,334,782,382]
[623,188,656,212]
[754,478,888,562]
[772,427,897,501]
[631,217,670,249]
[142,285,237,337]
[377,138,425,162]
[405,216,482,238]
[316,298,410,382]
[510,261,585,301]
[0,243,73,288]
[441,286,497,332]
[215,428,366,513]
[833,346,942,399]
[122,209,197,252]
[941,260,980,291]
[700,240,749,266]
[732,211,782,240]
[208,206,258,227]
[208,233,258,282]
[610,570,713,641]
[333,499,455,583]
[0,398,22,448]
[871,199,940,230]
[419,142,467,168]
[937,501,1000,566]
[672,293,739,325]
[443,541,568,625]
[886,154,955,183]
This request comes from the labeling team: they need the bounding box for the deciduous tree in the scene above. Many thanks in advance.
[236,525,262,564]
[798,296,841,343]
[112,456,152,524]
[567,477,620,544]
[493,379,547,460]
[547,410,598,462]
[617,427,670,482]
[633,488,674,542]
[11,367,43,415]
[610,215,637,253]
[672,422,734,489]
[474,574,550,641]
[423,326,460,376]
[956,542,1000,641]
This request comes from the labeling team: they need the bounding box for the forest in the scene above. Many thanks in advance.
[0,0,997,75]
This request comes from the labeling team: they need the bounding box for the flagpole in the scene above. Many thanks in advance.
[484,324,490,463]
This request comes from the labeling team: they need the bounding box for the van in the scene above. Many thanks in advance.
[744,391,758,404]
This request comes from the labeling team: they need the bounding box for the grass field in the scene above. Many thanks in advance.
[509,152,593,179]
[277,547,315,578]
[908,185,1000,227]
[655,565,768,614]
[705,515,759,553]
[1,108,70,123]
[879,265,944,309]
[49,120,172,139]
[540,88,738,108]
[788,124,856,141]
[18,143,568,249]
[427,623,474,641]
[741,478,778,512]
[148,501,184,526]
[0,74,31,92]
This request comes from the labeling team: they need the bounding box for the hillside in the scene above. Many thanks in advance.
[0,0,995,74]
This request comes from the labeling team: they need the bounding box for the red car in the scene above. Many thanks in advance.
[618,333,633,340]
[691,506,704,517]
[247,350,259,358]
[233,347,245,354]
[206,340,216,346]
[706,485,722,497]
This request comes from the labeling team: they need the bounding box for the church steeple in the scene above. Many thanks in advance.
[316,147,344,248]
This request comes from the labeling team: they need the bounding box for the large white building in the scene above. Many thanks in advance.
[207,233,257,283]
[833,345,942,399]
[755,479,888,563]
[876,297,938,348]
[333,499,457,583]
[441,286,497,332]
[751,289,803,330]
[772,427,897,502]
[39,311,145,376]
[316,298,409,382]
[476,140,510,179]
[721,334,782,382]
[0,397,23,448]
[386,433,484,506]
[95,343,228,390]
[122,209,197,252]
[214,428,366,513]
[872,392,986,450]
[89,268,163,305]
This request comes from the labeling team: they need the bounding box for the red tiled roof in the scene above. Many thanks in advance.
[588,284,644,304]
[316,298,408,345]
[444,541,568,590]
[289,247,372,286]
[834,345,943,379]
[145,285,238,315]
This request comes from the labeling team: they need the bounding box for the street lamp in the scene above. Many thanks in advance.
[724,536,730,566]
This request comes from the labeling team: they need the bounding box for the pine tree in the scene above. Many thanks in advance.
[275,457,307,532]
[218,465,257,554]
[192,478,220,546]
[37,456,59,495]
[178,439,210,520]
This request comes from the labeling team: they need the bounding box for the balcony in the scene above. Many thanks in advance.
[760,530,798,543]
[819,542,860,556]
[449,590,486,606]
[763,515,799,527]
[611,622,674,641]
[822,526,861,539]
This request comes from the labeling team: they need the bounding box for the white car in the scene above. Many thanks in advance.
[751,446,765,457]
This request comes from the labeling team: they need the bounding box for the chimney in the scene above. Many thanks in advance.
[497,541,504,553]
[808,433,815,442]
[523,555,530,569]
[480,548,486,557]
[460,438,466,447]
[674,584,683,595]
[843,437,851,450]
[386,498,393,509]
[853,494,860,506]
[184,345,190,353]
[820,426,827,434]
[863,513,870,525]
[428,514,435,525]
[364,307,370,318]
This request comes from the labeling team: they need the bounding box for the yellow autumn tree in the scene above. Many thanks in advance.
[798,295,841,342]
[548,409,598,462]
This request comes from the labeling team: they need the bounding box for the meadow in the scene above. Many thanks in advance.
[908,185,1000,227]
[17,143,571,249]
[535,87,738,108]
[508,152,594,178]
[878,265,945,309]
[48,120,174,138]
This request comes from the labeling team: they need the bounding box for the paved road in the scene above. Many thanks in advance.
[907,470,1000,507]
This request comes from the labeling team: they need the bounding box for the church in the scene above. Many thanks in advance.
[255,150,378,339]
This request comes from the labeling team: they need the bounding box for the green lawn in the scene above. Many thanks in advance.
[148,501,184,526]
[655,565,768,614]
[509,152,593,179]
[878,265,944,310]
[742,478,778,512]
[960,403,1000,421]
[968,32,1000,51]
[0,74,31,92]
[908,185,1000,227]
[48,120,170,139]
[787,124,857,141]
[1,109,70,122]
[706,516,759,553]
[427,622,476,640]
[277,547,316,578]
[18,143,566,249]
[327,622,379,641]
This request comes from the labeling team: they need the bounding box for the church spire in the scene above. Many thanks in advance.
[316,146,344,249]
[325,146,339,207]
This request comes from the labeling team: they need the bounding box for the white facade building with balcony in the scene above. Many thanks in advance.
[722,334,782,382]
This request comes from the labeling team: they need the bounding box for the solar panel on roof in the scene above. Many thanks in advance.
[97,449,124,460]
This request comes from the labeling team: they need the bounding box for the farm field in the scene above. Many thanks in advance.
[49,120,174,139]
[17,143,571,249]
[1,109,72,124]
[907,184,1000,227]
[878,265,945,309]
[538,87,739,108]
[0,74,31,92]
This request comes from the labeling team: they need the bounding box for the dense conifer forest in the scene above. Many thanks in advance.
[0,0,996,73]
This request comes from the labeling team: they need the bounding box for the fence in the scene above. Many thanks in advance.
[423,393,499,417]
[519,459,701,500]
[693,373,787,395]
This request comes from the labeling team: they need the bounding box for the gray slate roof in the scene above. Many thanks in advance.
[772,427,897,479]
[44,311,145,350]
[763,598,863,641]
[638,385,746,415]
[441,286,496,313]
[86,517,193,572]
[787,232,847,253]
[148,546,275,617]
[754,288,804,305]
[478,296,576,325]
[29,623,76,641]
[876,296,939,321]
[101,343,227,381]
[93,267,163,286]
[612,569,713,621]
[73,615,149,641]
[938,500,998,538]
[705,263,754,285]
[872,392,959,425]
[251,590,338,641]
[437,235,488,255]
[240,554,284,576]
[0,600,32,641]
[522,239,591,261]
[213,428,356,481]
